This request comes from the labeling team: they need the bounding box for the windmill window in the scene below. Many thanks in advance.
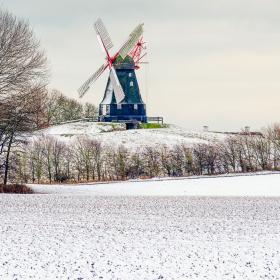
[117,104,122,110]
[130,81,134,87]
[134,104,138,110]
[129,73,132,77]
[106,105,110,115]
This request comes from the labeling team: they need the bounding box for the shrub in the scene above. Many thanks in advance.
[0,184,34,194]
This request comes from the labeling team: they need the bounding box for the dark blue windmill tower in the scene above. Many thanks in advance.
[78,19,147,125]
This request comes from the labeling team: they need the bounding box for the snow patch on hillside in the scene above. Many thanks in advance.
[35,122,125,136]
[31,122,225,149]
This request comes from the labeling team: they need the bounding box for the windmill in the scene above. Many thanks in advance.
[78,18,148,124]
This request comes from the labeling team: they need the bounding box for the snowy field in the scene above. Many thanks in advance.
[32,172,280,197]
[1,174,280,279]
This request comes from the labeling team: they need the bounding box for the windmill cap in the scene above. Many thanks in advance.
[113,55,135,69]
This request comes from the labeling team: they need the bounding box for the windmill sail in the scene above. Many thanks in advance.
[94,18,114,52]
[109,67,125,103]
[79,20,143,105]
[78,63,108,98]
[118,23,144,59]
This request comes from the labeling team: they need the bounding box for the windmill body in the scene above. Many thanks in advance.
[99,56,146,122]
[78,19,148,125]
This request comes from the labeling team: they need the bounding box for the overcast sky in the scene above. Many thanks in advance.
[2,0,280,131]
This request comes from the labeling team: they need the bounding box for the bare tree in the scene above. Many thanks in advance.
[219,136,239,173]
[128,152,145,179]
[0,10,47,98]
[251,135,271,170]
[52,139,67,182]
[29,140,44,183]
[236,135,256,172]
[143,146,161,178]
[41,136,56,184]
[0,9,48,184]
[83,102,98,119]
[160,145,173,176]
[266,124,280,170]
[74,137,93,182]
[87,139,103,181]
[112,146,130,180]
[193,144,207,175]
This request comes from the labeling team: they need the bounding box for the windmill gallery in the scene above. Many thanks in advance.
[78,18,163,129]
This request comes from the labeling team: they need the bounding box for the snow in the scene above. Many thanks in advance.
[91,126,207,150]
[31,122,216,150]
[31,172,280,197]
[1,174,280,279]
[35,121,125,136]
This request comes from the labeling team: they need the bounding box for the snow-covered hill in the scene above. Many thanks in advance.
[32,121,226,150]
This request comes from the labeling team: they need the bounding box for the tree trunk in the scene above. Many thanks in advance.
[3,132,14,185]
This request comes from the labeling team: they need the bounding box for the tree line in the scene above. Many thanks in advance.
[41,89,98,126]
[5,124,280,184]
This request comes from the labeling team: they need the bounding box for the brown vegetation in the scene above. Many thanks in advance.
[0,184,33,194]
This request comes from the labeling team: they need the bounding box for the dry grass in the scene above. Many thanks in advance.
[0,184,34,194]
